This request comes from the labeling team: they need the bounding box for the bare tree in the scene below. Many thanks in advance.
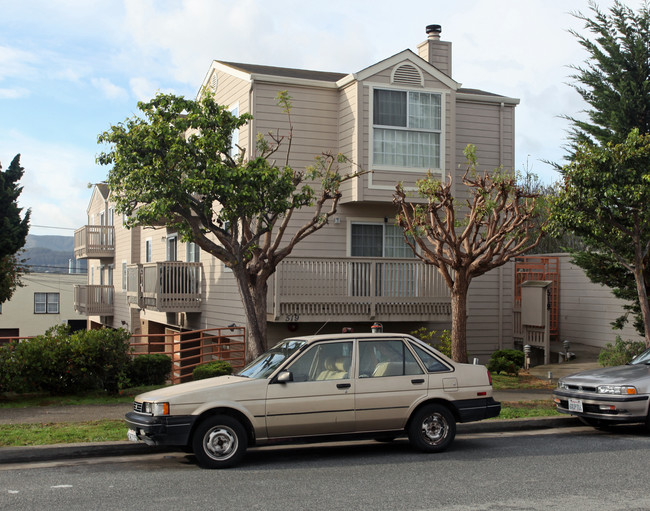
[394,145,544,362]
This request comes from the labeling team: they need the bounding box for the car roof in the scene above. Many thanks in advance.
[282,332,415,344]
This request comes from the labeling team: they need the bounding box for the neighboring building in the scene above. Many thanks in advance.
[74,25,521,357]
[0,272,87,339]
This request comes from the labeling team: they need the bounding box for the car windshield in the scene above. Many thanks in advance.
[237,339,307,379]
[629,347,650,365]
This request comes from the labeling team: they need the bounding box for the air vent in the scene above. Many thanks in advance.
[392,64,423,86]
[209,71,218,92]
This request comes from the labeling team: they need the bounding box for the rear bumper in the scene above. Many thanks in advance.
[455,397,501,422]
[125,411,197,446]
[553,390,649,423]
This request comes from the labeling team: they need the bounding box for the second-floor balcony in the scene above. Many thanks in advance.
[268,257,452,323]
[74,285,114,316]
[127,261,203,313]
[74,225,115,259]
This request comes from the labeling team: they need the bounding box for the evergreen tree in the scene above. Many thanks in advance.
[0,155,31,303]
[555,1,650,337]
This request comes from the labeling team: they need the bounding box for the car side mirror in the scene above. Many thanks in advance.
[276,370,294,384]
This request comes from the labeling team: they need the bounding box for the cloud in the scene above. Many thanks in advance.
[0,87,29,99]
[0,130,105,235]
[91,77,129,101]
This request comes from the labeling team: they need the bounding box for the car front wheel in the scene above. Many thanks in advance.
[192,415,247,469]
[408,404,456,453]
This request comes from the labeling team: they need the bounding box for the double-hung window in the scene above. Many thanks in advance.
[373,89,441,170]
[34,293,59,314]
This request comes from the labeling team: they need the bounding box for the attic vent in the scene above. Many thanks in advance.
[209,71,218,92]
[392,64,423,86]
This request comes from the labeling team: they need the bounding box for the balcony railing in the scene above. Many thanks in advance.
[268,257,451,323]
[74,285,114,315]
[127,261,203,312]
[74,225,115,259]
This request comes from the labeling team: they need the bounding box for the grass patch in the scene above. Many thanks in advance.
[0,385,166,408]
[497,400,561,420]
[491,373,555,391]
[0,420,127,447]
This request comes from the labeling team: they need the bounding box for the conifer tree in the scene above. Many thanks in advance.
[0,155,30,303]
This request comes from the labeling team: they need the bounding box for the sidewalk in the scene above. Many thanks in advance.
[0,345,599,465]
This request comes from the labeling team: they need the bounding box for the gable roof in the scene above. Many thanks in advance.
[219,61,347,83]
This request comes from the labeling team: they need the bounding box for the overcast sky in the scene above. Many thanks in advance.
[0,0,631,235]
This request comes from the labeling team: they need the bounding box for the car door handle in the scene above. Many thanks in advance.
[411,378,425,384]
[337,383,351,389]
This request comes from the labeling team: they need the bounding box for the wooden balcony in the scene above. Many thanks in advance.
[127,262,203,312]
[268,257,452,323]
[74,225,115,259]
[74,285,114,315]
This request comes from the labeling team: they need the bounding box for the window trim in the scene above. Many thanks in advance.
[347,219,415,259]
[368,84,447,186]
[145,238,152,263]
[34,292,60,314]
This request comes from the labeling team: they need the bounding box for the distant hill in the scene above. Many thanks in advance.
[22,235,87,274]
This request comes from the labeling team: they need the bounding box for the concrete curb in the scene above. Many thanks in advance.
[0,416,582,465]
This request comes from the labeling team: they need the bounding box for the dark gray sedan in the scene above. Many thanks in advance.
[553,348,650,428]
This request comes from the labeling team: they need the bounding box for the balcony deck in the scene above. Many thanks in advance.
[74,225,115,259]
[268,257,451,323]
[127,261,203,313]
[74,285,114,315]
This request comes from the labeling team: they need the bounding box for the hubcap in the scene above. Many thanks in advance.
[204,426,238,461]
[421,413,448,445]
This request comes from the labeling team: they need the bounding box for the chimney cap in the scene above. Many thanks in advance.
[426,24,442,35]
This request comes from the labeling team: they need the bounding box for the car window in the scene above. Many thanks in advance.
[287,341,352,382]
[359,339,424,378]
[238,339,307,379]
[409,342,450,373]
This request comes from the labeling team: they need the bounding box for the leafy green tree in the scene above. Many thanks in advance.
[556,1,650,336]
[550,130,650,347]
[0,154,30,303]
[395,145,544,362]
[97,92,360,360]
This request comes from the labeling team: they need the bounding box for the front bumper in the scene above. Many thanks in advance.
[553,390,649,423]
[125,411,197,446]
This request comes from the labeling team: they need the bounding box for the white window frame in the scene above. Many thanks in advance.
[145,238,152,263]
[186,242,200,263]
[166,233,178,262]
[348,220,415,259]
[122,261,127,291]
[230,103,240,159]
[369,85,446,177]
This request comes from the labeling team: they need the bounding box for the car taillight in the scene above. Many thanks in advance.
[487,369,493,386]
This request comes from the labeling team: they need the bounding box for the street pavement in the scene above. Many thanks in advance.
[0,348,599,465]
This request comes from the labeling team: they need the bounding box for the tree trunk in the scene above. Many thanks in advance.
[232,267,268,361]
[450,273,470,363]
[633,259,650,348]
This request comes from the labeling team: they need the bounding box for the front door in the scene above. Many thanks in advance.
[265,340,354,438]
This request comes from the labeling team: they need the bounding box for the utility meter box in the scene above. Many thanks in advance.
[521,280,552,327]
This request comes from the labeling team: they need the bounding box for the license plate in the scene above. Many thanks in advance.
[127,429,139,442]
[569,398,583,412]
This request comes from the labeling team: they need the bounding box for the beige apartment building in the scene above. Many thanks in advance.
[74,25,519,359]
[75,25,642,361]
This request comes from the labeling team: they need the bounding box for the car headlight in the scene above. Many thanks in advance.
[597,385,637,395]
[143,401,170,415]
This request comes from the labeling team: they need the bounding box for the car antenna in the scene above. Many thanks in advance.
[314,320,329,335]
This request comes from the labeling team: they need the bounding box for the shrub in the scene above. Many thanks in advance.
[129,354,172,386]
[598,336,646,367]
[0,325,132,395]
[193,360,233,380]
[411,327,453,358]
[487,349,525,376]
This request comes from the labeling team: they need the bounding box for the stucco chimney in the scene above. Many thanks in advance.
[417,24,452,77]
